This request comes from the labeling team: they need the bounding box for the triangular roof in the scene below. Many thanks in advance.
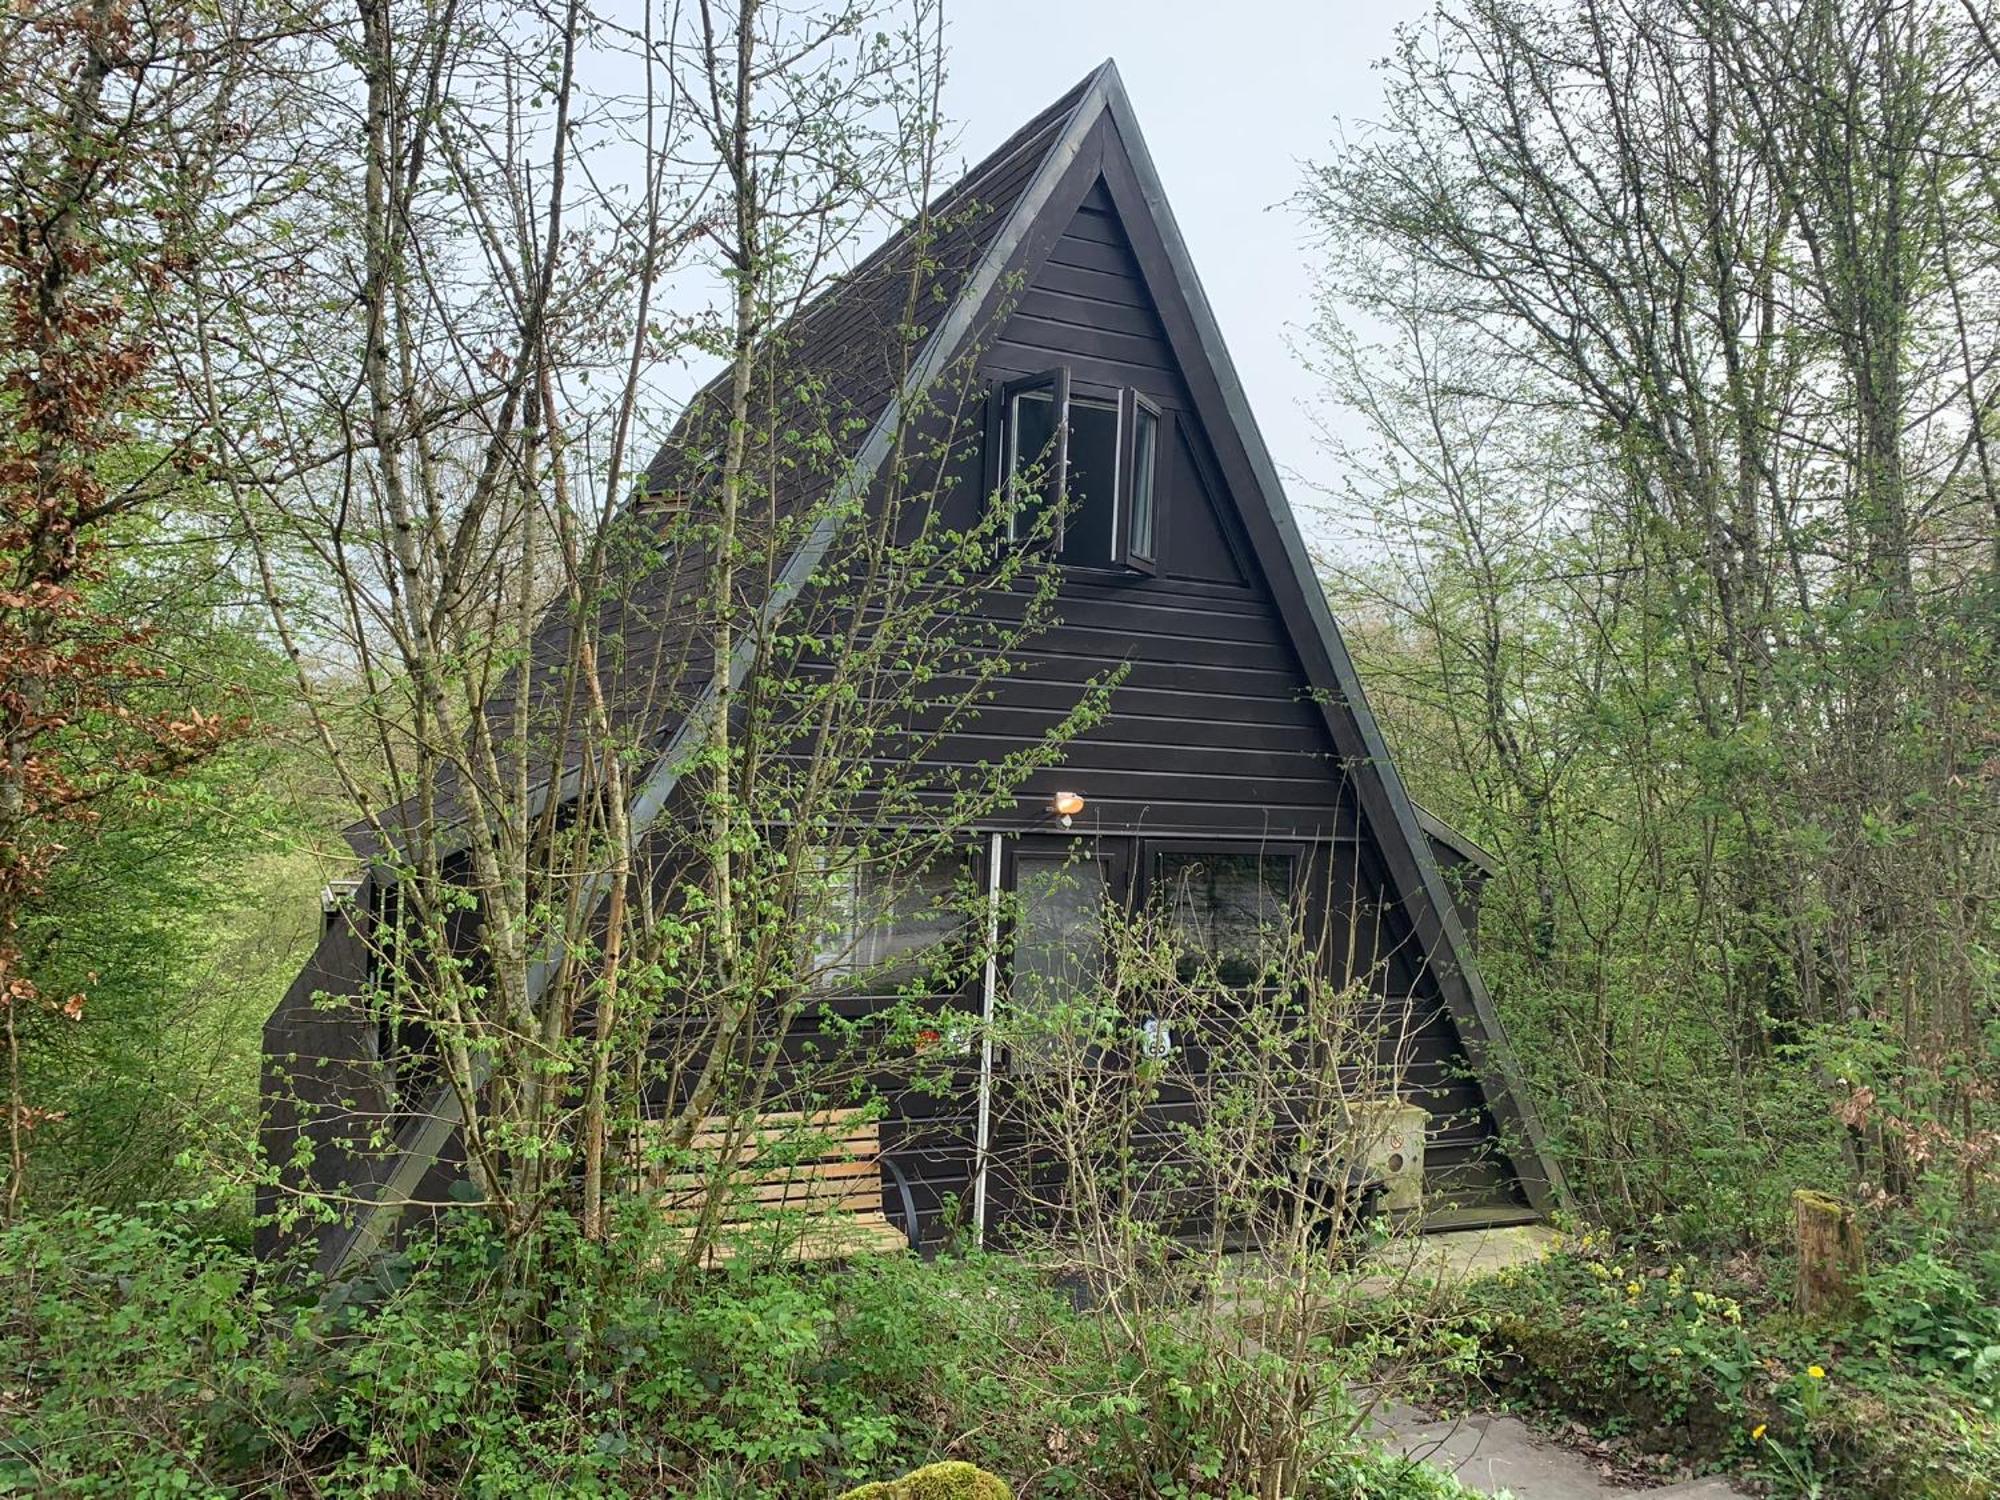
[318,61,1562,1274]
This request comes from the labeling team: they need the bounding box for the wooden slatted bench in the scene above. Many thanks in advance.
[649,1108,920,1268]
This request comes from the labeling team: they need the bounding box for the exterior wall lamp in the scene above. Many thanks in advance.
[1050,790,1085,828]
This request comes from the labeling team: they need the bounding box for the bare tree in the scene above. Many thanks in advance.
[1305,0,1999,1225]
[186,0,1106,1281]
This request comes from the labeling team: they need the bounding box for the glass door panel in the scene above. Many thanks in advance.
[1008,851,1108,1071]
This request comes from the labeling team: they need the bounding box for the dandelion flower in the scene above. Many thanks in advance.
[1751,1424,1767,1442]
[1807,1365,1826,1380]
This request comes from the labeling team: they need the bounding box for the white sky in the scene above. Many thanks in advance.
[941,2,1424,527]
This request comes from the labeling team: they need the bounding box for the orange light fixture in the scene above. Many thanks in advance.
[1051,790,1085,827]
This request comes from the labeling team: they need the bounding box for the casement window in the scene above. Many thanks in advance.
[1120,389,1161,569]
[1152,849,1296,987]
[988,367,1163,573]
[808,849,968,992]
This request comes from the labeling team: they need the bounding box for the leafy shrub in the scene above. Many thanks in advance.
[0,1206,1481,1499]
[0,1206,297,1496]
[1854,1253,2000,1412]
[1463,1242,1758,1448]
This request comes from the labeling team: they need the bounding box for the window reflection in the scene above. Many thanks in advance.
[1155,851,1293,986]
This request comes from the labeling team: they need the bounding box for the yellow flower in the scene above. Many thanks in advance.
[1626,1281,1641,1297]
[1751,1423,1767,1442]
[1807,1365,1826,1380]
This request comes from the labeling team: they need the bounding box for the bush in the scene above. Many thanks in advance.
[0,1206,1486,1499]
[1459,1237,1761,1451]
[0,1206,296,1496]
[1853,1252,2000,1411]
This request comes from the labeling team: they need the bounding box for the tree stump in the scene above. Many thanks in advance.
[1793,1188,1865,1317]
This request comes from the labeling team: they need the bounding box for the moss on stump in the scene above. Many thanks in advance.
[836,1461,1012,1500]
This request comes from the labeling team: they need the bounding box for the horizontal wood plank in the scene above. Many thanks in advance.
[663,1212,908,1267]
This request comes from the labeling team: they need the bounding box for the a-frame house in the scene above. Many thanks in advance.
[260,61,1564,1273]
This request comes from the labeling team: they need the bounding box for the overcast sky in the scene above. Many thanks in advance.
[940,2,1426,525]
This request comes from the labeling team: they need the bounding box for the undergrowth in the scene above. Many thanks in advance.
[0,1204,1480,1500]
[1448,1228,2000,1500]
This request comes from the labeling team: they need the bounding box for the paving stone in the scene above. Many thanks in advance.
[1613,1479,1755,1498]
[1355,1392,1432,1439]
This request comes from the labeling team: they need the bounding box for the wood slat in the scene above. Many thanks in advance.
[1018,287,1162,339]
[652,1158,880,1194]
[680,1108,879,1148]
[1061,206,1129,248]
[1045,233,1141,277]
[1001,314,1175,376]
[671,1213,910,1267]
[1031,258,1152,310]
[660,1182,886,1223]
[679,1126,879,1155]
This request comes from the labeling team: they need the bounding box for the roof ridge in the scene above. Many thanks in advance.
[640,62,1112,495]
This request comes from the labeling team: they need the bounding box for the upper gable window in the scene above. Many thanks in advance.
[991,368,1161,573]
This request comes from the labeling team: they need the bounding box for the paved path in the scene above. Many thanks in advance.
[1353,1230,1755,1498]
[1374,1403,1754,1499]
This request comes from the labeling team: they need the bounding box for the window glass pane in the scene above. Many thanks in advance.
[1129,404,1158,561]
[806,853,860,977]
[810,851,963,991]
[1154,852,1293,986]
[858,856,962,979]
[1062,399,1119,565]
[1010,854,1107,1069]
[1007,389,1059,540]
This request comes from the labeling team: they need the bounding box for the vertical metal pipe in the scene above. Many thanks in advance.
[971,830,1004,1245]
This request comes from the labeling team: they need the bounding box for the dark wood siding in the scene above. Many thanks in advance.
[777,176,1526,1239]
[922,180,1356,840]
[256,895,389,1263]
[940,176,1518,1222]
